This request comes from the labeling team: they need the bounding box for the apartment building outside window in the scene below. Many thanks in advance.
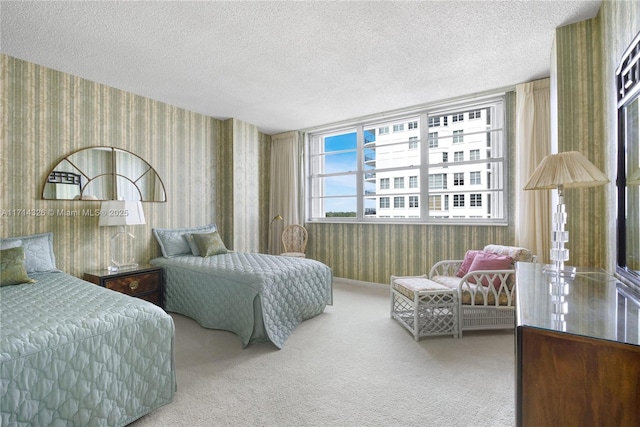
[307,95,507,223]
[453,130,464,143]
[470,171,481,185]
[470,193,482,207]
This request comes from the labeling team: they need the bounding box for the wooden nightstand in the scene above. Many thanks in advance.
[83,265,164,308]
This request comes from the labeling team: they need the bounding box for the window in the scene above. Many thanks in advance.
[429,195,441,210]
[308,96,506,223]
[470,171,481,185]
[470,194,482,207]
[429,173,447,190]
[453,130,464,143]
[428,132,438,148]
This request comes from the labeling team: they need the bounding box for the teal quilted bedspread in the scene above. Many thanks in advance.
[151,252,333,349]
[0,272,176,426]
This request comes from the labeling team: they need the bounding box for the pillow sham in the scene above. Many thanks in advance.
[467,251,514,288]
[456,249,482,278]
[153,224,218,258]
[0,246,36,286]
[0,232,58,273]
[191,231,228,257]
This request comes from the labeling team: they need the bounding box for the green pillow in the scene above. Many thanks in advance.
[0,246,36,286]
[191,231,228,257]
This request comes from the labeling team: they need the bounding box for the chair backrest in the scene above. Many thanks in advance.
[281,224,308,254]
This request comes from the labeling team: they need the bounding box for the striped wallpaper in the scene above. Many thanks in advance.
[553,0,640,273]
[554,17,608,270]
[1,54,270,277]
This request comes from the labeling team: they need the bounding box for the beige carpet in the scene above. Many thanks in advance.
[131,279,515,427]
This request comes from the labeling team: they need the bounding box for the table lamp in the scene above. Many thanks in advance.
[524,151,609,276]
[99,200,146,272]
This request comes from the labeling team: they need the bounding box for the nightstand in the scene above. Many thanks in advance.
[83,265,164,308]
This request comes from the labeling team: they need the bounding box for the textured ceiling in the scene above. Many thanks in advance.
[1,1,601,135]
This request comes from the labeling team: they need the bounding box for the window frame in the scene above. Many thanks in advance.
[306,94,508,225]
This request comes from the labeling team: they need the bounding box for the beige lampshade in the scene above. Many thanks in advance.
[98,200,146,226]
[524,151,610,190]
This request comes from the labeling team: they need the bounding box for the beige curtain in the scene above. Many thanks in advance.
[269,131,303,254]
[515,79,551,262]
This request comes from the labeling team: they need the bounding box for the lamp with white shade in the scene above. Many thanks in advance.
[524,151,609,276]
[98,200,146,272]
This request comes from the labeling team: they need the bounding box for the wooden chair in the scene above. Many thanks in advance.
[281,224,308,258]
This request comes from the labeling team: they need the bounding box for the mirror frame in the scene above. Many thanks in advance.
[42,146,166,202]
[616,31,640,288]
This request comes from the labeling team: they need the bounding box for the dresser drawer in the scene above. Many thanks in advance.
[103,271,160,296]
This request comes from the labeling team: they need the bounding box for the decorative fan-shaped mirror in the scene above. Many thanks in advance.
[42,147,166,202]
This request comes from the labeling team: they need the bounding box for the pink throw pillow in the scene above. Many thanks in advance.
[467,251,514,288]
[456,250,482,277]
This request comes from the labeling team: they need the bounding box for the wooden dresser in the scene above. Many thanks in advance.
[83,264,164,308]
[515,262,640,427]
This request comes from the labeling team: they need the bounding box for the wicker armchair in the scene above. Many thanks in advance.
[428,244,534,337]
[281,224,308,258]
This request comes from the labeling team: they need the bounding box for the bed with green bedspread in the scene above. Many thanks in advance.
[151,252,333,349]
[0,271,176,426]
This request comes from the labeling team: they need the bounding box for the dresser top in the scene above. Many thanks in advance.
[516,262,640,346]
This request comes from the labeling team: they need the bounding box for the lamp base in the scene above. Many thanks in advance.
[108,226,138,272]
[107,262,139,273]
[543,264,577,279]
